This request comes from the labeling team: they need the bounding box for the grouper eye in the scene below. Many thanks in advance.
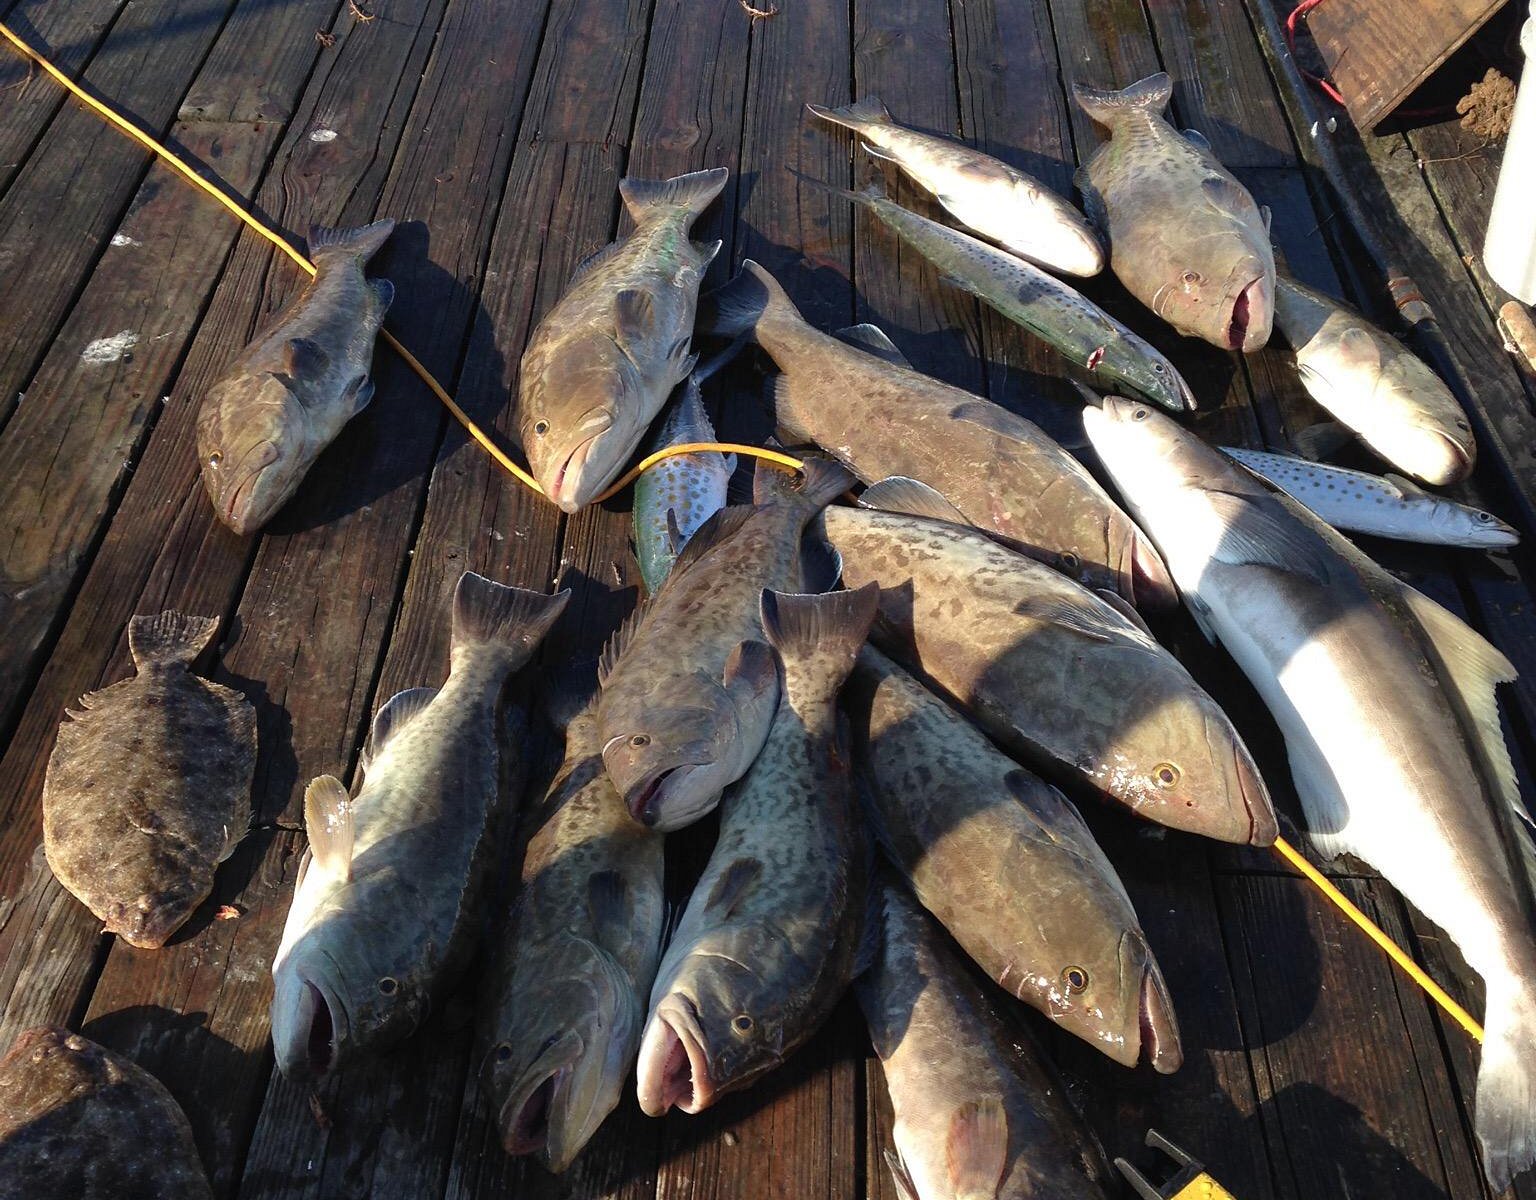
[731,1014,754,1036]
[207,450,223,468]
[1062,965,1089,993]
[533,419,550,437]
[1154,762,1181,788]
[629,734,650,748]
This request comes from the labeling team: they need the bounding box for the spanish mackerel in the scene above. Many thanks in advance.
[636,586,876,1115]
[1085,396,1536,1191]
[482,683,664,1173]
[816,178,1194,412]
[806,95,1104,277]
[847,647,1181,1071]
[271,572,569,1080]
[858,879,1116,1200]
[1074,73,1274,352]
[519,169,727,511]
[1223,446,1517,547]
[820,497,1277,845]
[704,260,1176,608]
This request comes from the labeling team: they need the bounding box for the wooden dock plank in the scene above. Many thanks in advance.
[0,0,455,1058]
[0,0,243,427]
[0,0,336,752]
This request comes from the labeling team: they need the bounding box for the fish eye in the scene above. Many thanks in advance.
[1153,363,1166,373]
[378,976,399,996]
[494,1042,513,1063]
[1181,270,1201,286]
[1133,408,1150,421]
[1059,551,1081,573]
[731,1014,754,1036]
[1062,965,1089,993]
[629,734,650,748]
[533,419,550,437]
[1153,762,1181,789]
[1455,420,1470,431]
[1477,512,1492,522]
[207,450,223,468]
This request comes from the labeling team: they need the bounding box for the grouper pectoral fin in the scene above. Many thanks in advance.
[304,775,355,882]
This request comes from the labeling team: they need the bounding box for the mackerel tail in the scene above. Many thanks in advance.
[792,171,1194,412]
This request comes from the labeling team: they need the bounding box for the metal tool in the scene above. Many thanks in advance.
[1115,1130,1237,1200]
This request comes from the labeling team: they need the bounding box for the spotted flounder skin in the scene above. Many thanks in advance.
[1073,73,1274,353]
[41,612,256,950]
[820,505,1277,845]
[0,1026,211,1200]
[846,647,1181,1072]
[703,260,1176,609]
[857,881,1115,1200]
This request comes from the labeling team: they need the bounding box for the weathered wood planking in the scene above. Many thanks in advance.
[0,0,131,204]
[1303,0,1507,132]
[0,0,243,427]
[0,0,337,748]
[0,0,456,1056]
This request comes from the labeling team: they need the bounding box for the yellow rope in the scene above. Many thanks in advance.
[1272,836,1485,1041]
[0,22,1489,1048]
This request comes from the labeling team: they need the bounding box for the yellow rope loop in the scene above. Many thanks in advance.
[0,21,1490,1052]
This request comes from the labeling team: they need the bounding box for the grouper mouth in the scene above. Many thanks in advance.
[547,412,618,512]
[1138,959,1183,1073]
[211,440,281,535]
[1234,739,1279,847]
[1226,275,1273,353]
[282,979,339,1081]
[624,764,703,829]
[501,1064,570,1157]
[637,996,713,1116]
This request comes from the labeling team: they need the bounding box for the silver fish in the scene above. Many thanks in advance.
[482,683,664,1173]
[42,612,255,949]
[1085,396,1536,1191]
[633,373,735,595]
[857,879,1116,1200]
[1223,446,1518,547]
[847,646,1181,1071]
[1272,275,1476,485]
[271,572,569,1080]
[806,95,1104,277]
[518,169,727,511]
[1073,73,1274,352]
[197,219,394,534]
[635,586,877,1115]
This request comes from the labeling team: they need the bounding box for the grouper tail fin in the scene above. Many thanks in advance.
[1072,72,1172,126]
[450,571,570,675]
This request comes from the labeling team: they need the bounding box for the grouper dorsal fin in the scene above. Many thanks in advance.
[363,686,438,770]
[304,775,354,881]
[1396,584,1526,838]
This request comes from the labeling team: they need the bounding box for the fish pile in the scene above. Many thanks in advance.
[26,74,1534,1200]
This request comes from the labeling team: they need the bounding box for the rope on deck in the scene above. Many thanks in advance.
[0,21,1486,1046]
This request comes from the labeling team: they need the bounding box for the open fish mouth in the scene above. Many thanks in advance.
[547,413,618,512]
[1226,275,1272,353]
[1138,960,1183,1073]
[501,1064,570,1157]
[1235,740,1278,846]
[285,979,341,1081]
[637,996,714,1116]
[625,764,703,829]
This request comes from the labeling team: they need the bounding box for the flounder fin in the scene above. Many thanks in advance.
[127,611,220,669]
[859,476,970,526]
[1072,72,1172,123]
[1397,584,1526,839]
[805,95,893,131]
[568,241,623,285]
[364,686,438,769]
[834,323,912,368]
[450,571,570,659]
[307,217,395,261]
[1205,491,1334,585]
[304,775,354,881]
[619,167,729,228]
[945,1097,1009,1200]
